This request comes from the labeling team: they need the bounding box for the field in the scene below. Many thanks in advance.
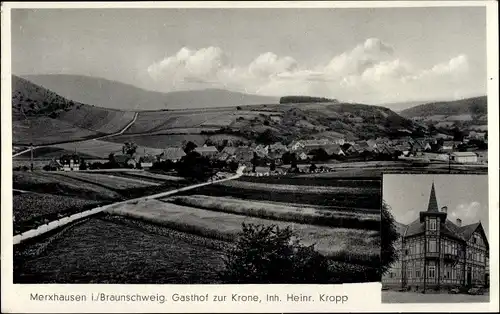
[107,133,249,149]
[53,171,160,190]
[13,147,97,160]
[13,191,103,234]
[107,199,380,264]
[58,105,136,133]
[48,139,164,159]
[182,177,381,209]
[107,134,207,148]
[13,169,381,283]
[13,171,123,201]
[105,171,186,183]
[166,195,380,230]
[125,110,233,134]
[14,217,225,284]
[13,117,99,145]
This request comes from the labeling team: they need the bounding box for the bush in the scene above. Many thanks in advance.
[219,223,333,284]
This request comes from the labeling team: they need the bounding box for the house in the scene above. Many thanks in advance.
[346,144,363,155]
[441,141,456,152]
[324,144,345,156]
[450,152,478,164]
[47,159,63,171]
[159,147,186,163]
[139,155,157,169]
[290,139,329,152]
[114,154,137,168]
[234,147,254,164]
[382,183,489,291]
[366,139,378,149]
[411,139,432,153]
[269,115,282,123]
[298,152,309,161]
[194,146,219,158]
[468,131,486,141]
[268,142,288,154]
[254,144,269,156]
[59,154,81,171]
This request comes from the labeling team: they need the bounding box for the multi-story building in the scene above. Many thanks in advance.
[382,182,489,292]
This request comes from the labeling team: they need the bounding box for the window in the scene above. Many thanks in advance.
[429,219,437,231]
[416,270,421,278]
[408,268,413,279]
[428,239,437,253]
[428,266,436,279]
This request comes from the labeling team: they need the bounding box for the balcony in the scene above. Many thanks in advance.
[425,252,440,259]
[444,253,459,262]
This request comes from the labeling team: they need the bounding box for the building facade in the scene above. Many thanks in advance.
[382,183,489,291]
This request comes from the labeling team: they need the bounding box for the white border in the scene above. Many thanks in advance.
[1,1,498,313]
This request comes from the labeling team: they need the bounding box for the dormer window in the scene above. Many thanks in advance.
[429,218,437,231]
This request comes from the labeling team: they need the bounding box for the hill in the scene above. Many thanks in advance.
[12,75,419,148]
[12,75,136,145]
[22,74,279,110]
[400,96,487,118]
[110,101,420,148]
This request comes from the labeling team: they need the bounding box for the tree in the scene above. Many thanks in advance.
[219,223,333,283]
[79,159,87,170]
[269,160,276,171]
[282,151,296,165]
[184,141,198,154]
[309,163,317,172]
[379,201,400,278]
[123,142,138,155]
[309,148,329,162]
[251,152,259,173]
[452,126,464,142]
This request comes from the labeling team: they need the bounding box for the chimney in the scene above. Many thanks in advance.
[456,218,462,227]
[441,206,448,213]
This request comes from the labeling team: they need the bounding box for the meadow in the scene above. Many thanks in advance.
[166,195,380,231]
[58,105,136,134]
[14,217,225,284]
[107,199,380,264]
[13,192,103,234]
[48,139,164,159]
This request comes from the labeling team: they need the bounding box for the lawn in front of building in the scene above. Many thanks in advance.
[382,291,490,303]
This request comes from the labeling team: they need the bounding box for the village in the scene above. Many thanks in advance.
[36,129,488,176]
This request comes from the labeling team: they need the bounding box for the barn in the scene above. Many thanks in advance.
[451,152,478,163]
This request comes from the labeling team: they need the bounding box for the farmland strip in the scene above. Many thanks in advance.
[165,195,380,231]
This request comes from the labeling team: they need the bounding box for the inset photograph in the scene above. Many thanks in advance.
[381,174,489,303]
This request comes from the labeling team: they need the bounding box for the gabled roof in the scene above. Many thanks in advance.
[195,146,219,153]
[324,144,343,155]
[451,152,477,157]
[161,147,186,160]
[114,154,135,163]
[222,146,238,155]
[457,222,481,241]
[140,155,157,163]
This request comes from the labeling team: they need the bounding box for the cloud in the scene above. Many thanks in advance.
[449,201,482,225]
[147,39,476,103]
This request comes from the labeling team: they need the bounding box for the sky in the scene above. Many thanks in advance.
[383,174,489,237]
[11,7,487,104]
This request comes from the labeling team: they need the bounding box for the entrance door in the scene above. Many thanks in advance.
[466,267,472,286]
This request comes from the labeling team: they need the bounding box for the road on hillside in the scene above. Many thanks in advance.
[13,166,246,245]
[12,112,138,158]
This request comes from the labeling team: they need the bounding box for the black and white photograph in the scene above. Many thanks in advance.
[7,4,489,288]
[381,174,489,303]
